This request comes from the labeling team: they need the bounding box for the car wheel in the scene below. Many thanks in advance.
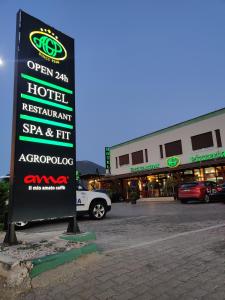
[204,194,210,203]
[15,221,29,229]
[89,201,107,220]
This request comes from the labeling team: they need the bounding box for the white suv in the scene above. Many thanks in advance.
[76,184,111,220]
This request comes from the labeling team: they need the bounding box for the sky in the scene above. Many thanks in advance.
[1,0,225,175]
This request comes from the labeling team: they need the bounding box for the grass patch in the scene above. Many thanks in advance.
[0,223,4,231]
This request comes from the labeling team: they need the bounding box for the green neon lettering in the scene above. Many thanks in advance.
[21,93,73,111]
[130,163,160,172]
[38,36,62,57]
[20,114,73,129]
[21,73,73,94]
[19,136,73,148]
[33,36,62,58]
[190,150,225,162]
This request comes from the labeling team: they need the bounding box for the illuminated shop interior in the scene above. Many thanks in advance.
[100,165,225,199]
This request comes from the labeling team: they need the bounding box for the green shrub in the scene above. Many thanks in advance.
[130,191,140,201]
[0,181,9,223]
[128,185,140,202]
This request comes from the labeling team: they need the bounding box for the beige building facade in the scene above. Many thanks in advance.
[103,108,225,199]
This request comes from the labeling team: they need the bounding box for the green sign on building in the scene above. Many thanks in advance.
[190,150,225,163]
[76,170,81,181]
[166,156,181,168]
[105,147,111,170]
[130,163,160,172]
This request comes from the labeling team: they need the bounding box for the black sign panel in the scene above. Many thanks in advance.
[9,11,76,222]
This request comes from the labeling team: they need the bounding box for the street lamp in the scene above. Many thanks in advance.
[0,57,4,66]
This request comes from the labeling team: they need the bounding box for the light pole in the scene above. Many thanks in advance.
[0,57,4,66]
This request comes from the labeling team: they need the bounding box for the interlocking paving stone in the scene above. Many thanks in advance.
[14,202,225,300]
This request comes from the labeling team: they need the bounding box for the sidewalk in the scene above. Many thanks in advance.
[138,196,175,202]
[2,202,225,300]
[0,230,97,291]
[17,222,225,300]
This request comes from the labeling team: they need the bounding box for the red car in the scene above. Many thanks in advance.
[178,181,218,204]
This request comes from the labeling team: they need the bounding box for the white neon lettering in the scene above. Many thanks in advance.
[18,154,74,166]
[56,129,71,140]
[33,155,39,163]
[22,124,44,136]
[27,83,68,104]
[27,154,34,163]
[27,82,38,95]
[27,60,54,77]
[18,154,26,162]
[21,103,72,121]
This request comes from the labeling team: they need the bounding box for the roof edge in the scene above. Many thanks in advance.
[110,107,225,150]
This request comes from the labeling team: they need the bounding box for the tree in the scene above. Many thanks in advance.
[0,181,9,223]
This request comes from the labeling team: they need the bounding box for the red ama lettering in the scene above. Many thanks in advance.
[24,175,69,185]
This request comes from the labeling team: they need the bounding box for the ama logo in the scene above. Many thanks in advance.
[24,175,69,185]
[29,28,67,63]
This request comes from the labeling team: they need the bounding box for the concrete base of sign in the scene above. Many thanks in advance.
[30,242,97,278]
[0,253,32,287]
[0,231,97,288]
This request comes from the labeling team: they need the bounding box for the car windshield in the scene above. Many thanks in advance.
[180,182,199,188]
[76,184,87,191]
[95,189,108,193]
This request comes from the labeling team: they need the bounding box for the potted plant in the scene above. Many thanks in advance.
[129,186,140,204]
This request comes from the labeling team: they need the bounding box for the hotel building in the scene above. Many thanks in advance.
[103,108,225,199]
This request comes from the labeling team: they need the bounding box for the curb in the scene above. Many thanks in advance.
[138,200,175,203]
[138,197,175,203]
[30,243,98,278]
[60,231,96,242]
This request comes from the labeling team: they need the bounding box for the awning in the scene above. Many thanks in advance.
[100,158,225,181]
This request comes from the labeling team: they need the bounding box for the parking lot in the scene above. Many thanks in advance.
[18,200,225,300]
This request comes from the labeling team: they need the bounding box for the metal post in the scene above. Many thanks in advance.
[172,173,175,196]
[66,215,80,234]
[3,223,18,245]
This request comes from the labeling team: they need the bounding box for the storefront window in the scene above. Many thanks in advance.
[194,168,204,181]
[215,166,225,183]
[88,179,100,190]
[138,180,143,193]
[204,167,215,174]
[184,170,193,175]
[118,165,225,200]
[204,167,216,182]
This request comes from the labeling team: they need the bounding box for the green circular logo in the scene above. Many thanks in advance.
[167,156,180,168]
[30,30,67,61]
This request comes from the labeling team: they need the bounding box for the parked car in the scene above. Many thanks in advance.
[76,184,111,219]
[3,182,111,228]
[209,182,225,202]
[178,181,218,204]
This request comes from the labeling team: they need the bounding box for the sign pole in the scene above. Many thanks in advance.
[3,11,20,246]
[66,215,80,234]
[3,223,18,245]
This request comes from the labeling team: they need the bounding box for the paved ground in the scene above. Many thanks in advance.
[5,201,225,299]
